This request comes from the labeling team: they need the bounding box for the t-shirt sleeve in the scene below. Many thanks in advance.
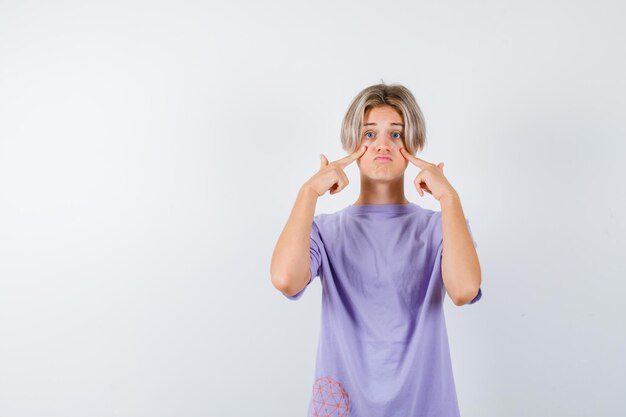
[283,216,323,300]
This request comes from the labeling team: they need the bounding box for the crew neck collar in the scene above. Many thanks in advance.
[345,202,419,214]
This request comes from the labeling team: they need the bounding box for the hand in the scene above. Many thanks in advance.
[399,148,456,201]
[304,145,368,196]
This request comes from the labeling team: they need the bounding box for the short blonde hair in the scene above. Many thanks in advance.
[340,83,426,155]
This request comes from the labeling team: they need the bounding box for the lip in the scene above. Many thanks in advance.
[374,156,392,161]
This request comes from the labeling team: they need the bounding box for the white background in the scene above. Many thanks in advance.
[1,1,625,416]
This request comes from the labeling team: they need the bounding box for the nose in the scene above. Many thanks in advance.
[374,136,394,153]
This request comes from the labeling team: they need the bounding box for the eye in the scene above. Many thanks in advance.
[392,132,402,139]
[365,131,375,139]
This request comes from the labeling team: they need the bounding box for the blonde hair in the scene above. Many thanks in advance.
[340,82,426,155]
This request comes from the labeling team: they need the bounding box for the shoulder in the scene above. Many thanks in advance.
[313,206,348,224]
[311,206,351,238]
[412,204,441,224]
[416,204,439,217]
[412,206,444,241]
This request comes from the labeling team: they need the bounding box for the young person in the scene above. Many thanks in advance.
[270,83,482,417]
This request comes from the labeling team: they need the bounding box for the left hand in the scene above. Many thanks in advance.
[400,148,456,201]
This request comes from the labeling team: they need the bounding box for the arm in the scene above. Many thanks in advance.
[270,184,318,297]
[397,148,482,307]
[271,146,367,297]
[440,191,482,306]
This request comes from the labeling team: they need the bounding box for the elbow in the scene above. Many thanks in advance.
[271,272,303,297]
[271,272,289,293]
[270,261,289,291]
[270,260,311,297]
[451,295,467,307]
[451,275,482,306]
[453,286,481,306]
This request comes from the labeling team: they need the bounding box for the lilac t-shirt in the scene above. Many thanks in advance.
[284,202,481,417]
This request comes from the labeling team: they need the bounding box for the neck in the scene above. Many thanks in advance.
[352,175,409,206]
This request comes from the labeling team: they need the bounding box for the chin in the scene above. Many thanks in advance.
[363,168,404,181]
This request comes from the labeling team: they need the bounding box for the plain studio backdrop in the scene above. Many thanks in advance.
[1,0,624,416]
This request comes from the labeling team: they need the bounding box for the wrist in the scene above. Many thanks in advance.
[439,189,460,206]
[300,183,320,199]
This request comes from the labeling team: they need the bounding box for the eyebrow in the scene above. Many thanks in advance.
[362,122,404,127]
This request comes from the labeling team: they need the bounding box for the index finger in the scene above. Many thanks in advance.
[335,145,368,168]
[400,148,435,168]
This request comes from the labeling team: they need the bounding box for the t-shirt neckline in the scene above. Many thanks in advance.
[345,202,419,214]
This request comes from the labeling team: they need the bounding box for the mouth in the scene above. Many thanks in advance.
[374,156,392,162]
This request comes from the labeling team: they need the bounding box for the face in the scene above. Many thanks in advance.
[356,105,409,181]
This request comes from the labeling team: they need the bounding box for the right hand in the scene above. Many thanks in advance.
[304,145,368,196]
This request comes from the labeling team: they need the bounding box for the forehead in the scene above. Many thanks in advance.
[362,105,403,125]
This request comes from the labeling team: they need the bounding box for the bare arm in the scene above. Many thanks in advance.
[270,184,319,297]
[270,145,367,297]
[440,192,482,306]
[398,148,482,306]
